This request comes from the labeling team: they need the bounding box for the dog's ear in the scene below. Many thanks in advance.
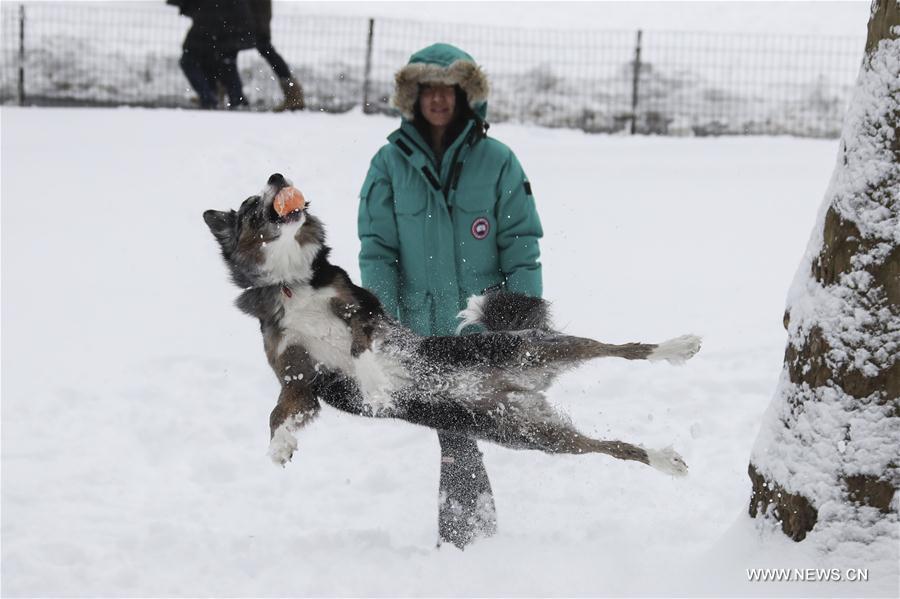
[203,209,237,252]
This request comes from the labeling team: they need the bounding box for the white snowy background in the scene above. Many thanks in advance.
[2,1,897,598]
[292,0,869,34]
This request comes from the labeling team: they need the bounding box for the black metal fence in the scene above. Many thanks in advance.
[0,2,863,137]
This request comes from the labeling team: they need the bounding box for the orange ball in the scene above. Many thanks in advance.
[273,186,306,216]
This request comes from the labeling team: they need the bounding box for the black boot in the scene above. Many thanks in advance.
[437,431,497,549]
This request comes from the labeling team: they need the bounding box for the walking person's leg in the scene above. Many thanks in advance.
[437,431,497,549]
[179,27,220,109]
[256,35,304,110]
[256,34,292,79]
[180,47,218,109]
[217,49,247,108]
[252,8,304,110]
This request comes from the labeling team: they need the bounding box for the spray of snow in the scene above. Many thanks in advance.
[353,345,410,412]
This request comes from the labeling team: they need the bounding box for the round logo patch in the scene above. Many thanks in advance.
[471,217,490,240]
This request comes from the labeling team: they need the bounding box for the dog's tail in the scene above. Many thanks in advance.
[456,291,552,334]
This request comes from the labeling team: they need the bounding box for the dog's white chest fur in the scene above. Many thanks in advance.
[262,219,317,285]
[266,219,407,409]
[278,285,352,371]
[278,286,408,411]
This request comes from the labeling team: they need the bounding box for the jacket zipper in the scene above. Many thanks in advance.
[442,127,477,211]
[398,124,475,208]
[398,130,437,168]
[442,131,469,199]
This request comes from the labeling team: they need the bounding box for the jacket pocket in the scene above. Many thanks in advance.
[394,188,427,215]
[393,187,428,290]
[453,184,495,214]
[453,185,497,249]
[359,176,378,203]
[453,185,500,295]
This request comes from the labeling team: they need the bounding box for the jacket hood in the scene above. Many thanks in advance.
[391,43,489,122]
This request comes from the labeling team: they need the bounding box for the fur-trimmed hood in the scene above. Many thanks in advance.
[391,43,489,122]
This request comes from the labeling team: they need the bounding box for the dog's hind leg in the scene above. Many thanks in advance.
[527,334,701,365]
[522,423,688,476]
[585,438,687,476]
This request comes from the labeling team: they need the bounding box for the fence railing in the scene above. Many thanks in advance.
[0,2,863,137]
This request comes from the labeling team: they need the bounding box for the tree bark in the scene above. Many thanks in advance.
[748,0,899,544]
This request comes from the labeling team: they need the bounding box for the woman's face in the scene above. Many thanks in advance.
[419,84,456,129]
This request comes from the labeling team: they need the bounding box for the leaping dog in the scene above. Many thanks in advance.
[203,173,701,475]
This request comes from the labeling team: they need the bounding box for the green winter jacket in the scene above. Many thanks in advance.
[358,44,543,336]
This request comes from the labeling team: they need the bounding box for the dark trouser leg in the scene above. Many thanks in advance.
[437,431,497,549]
[255,38,292,79]
[179,50,217,108]
[217,50,246,106]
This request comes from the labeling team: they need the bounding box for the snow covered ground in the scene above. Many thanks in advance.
[1,106,897,597]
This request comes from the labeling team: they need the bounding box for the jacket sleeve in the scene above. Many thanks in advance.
[358,151,401,319]
[495,150,543,298]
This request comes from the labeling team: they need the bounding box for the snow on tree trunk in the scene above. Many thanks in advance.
[748,0,899,552]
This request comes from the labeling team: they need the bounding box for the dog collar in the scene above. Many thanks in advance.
[282,285,293,298]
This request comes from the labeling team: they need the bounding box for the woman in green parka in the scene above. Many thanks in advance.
[358,43,544,549]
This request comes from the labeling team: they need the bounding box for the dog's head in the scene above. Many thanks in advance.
[203,173,326,289]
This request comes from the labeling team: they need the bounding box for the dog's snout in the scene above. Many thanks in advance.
[267,173,287,188]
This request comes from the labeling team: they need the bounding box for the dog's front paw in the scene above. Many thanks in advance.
[649,334,702,365]
[645,446,688,476]
[267,423,299,467]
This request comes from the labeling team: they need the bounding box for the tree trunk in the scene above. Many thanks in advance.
[748,0,899,545]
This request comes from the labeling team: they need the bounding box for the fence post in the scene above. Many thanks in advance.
[362,18,374,114]
[630,29,642,134]
[18,3,25,106]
